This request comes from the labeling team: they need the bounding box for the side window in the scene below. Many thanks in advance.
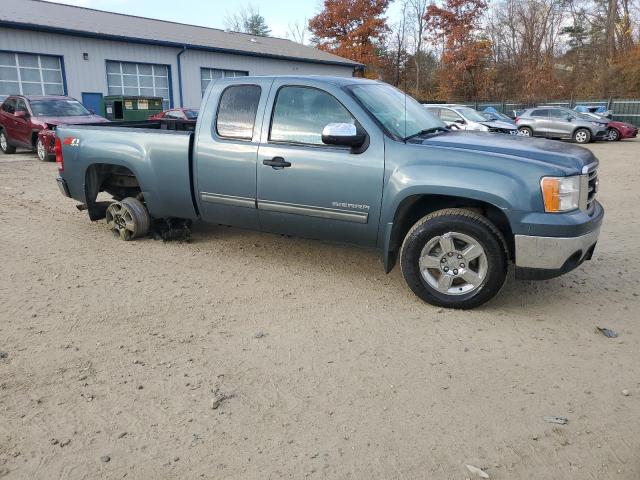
[16,99,28,114]
[440,108,462,123]
[530,109,548,118]
[166,110,182,119]
[270,86,355,146]
[426,107,441,117]
[2,98,16,114]
[216,85,261,140]
[548,109,568,119]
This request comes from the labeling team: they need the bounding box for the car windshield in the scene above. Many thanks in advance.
[185,109,199,119]
[30,99,91,117]
[454,107,487,122]
[347,83,446,140]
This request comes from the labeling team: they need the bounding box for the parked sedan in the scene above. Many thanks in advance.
[0,95,108,160]
[424,104,518,134]
[580,112,638,141]
[516,106,609,144]
[149,108,199,120]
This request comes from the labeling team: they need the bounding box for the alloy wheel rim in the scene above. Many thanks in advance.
[37,140,46,160]
[519,129,530,136]
[0,133,6,151]
[419,232,488,296]
[576,131,587,142]
[105,203,136,240]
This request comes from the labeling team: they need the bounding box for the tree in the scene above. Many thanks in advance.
[425,0,493,99]
[407,0,429,96]
[225,5,271,36]
[287,19,308,44]
[308,0,391,71]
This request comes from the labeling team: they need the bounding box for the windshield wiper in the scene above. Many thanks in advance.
[404,126,449,142]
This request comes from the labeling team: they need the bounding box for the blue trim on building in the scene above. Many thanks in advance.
[0,20,361,69]
[176,47,186,108]
[0,48,68,96]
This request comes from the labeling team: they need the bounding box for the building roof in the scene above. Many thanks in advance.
[0,0,360,68]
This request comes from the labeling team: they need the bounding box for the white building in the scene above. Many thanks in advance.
[0,0,359,113]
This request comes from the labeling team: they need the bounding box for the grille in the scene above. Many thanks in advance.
[586,167,598,212]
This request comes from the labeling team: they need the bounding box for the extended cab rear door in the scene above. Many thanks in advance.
[193,78,274,229]
[256,79,384,247]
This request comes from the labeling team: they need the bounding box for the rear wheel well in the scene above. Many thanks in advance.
[85,163,142,220]
[388,194,514,269]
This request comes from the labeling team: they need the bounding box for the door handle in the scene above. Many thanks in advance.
[262,157,291,168]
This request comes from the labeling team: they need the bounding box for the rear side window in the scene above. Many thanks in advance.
[2,98,16,114]
[216,85,261,140]
[270,86,354,145]
[530,109,548,118]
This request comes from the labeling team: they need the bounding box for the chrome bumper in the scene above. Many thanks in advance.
[515,227,601,270]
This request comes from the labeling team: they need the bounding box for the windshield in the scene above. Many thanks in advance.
[185,109,199,119]
[347,83,446,140]
[30,99,91,117]
[454,107,487,122]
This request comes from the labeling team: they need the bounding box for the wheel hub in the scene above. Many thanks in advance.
[419,232,488,296]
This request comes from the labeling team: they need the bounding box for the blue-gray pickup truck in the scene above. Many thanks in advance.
[55,76,603,309]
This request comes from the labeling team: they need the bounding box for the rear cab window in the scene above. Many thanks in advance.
[215,85,261,140]
[269,86,355,146]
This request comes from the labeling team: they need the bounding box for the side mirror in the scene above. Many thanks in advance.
[321,123,366,148]
[14,110,28,119]
[566,116,573,122]
[454,118,465,124]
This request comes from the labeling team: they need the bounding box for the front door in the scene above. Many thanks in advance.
[13,98,32,147]
[81,92,104,116]
[256,82,384,247]
[547,109,573,137]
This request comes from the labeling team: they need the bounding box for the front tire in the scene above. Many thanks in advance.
[573,128,591,144]
[607,128,620,141]
[0,130,16,154]
[105,197,150,241]
[518,126,533,137]
[400,209,508,309]
[36,138,48,161]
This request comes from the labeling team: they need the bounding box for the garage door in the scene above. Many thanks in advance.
[106,61,171,109]
[0,51,64,96]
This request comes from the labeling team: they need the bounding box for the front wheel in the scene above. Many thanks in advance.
[0,130,16,154]
[36,138,48,161]
[518,127,532,137]
[573,128,591,144]
[105,197,150,241]
[606,128,620,141]
[400,209,508,309]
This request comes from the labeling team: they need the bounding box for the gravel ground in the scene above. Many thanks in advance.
[0,139,639,479]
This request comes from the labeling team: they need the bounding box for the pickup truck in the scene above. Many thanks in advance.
[55,76,604,309]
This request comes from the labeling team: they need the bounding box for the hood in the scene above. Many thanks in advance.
[36,114,109,126]
[420,131,596,172]
[480,120,517,130]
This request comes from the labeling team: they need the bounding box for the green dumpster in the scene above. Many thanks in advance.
[103,95,163,121]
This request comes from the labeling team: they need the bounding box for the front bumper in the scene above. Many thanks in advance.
[514,203,603,280]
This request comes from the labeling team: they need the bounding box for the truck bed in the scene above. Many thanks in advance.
[57,123,198,220]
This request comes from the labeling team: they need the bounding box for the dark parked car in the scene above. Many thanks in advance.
[149,108,199,120]
[0,95,108,161]
[580,112,637,141]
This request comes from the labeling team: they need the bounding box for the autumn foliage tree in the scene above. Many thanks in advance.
[308,0,390,73]
[424,0,492,99]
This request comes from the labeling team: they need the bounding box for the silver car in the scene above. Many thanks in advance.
[516,106,609,144]
[424,104,518,134]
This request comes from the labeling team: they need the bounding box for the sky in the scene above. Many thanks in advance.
[44,0,405,41]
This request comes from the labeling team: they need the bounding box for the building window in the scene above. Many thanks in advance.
[201,68,248,96]
[0,51,64,96]
[106,61,170,109]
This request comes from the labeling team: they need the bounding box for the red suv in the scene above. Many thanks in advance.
[0,95,107,161]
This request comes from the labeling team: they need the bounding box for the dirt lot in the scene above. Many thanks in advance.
[0,138,639,479]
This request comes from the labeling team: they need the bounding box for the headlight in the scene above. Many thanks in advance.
[541,176,580,212]
[476,124,489,132]
[590,122,606,127]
